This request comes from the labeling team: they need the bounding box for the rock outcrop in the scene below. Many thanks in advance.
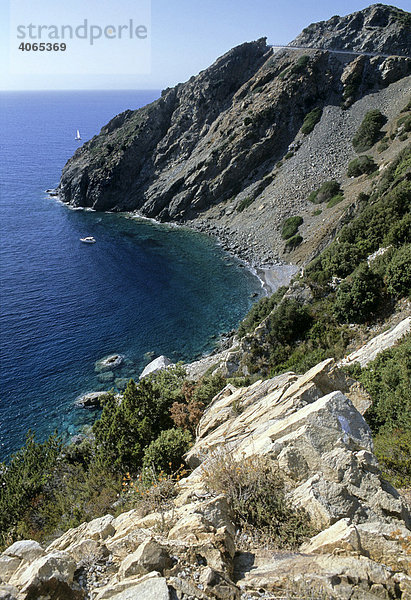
[2,358,410,599]
[338,316,411,368]
[139,356,174,380]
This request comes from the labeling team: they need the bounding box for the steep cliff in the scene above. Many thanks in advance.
[58,4,410,265]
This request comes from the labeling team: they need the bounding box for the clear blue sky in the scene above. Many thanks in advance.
[1,0,409,91]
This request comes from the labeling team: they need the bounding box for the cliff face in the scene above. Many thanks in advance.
[58,4,410,265]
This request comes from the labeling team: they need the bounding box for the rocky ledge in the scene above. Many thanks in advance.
[2,356,410,600]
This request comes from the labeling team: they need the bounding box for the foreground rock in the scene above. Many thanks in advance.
[75,391,109,409]
[139,356,174,379]
[3,356,410,599]
[339,316,411,368]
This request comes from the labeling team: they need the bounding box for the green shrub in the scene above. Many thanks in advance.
[266,299,312,346]
[142,428,192,479]
[243,116,252,126]
[308,180,341,204]
[301,107,323,135]
[284,151,294,160]
[292,55,310,74]
[312,208,322,216]
[384,214,411,246]
[352,109,387,152]
[327,194,344,208]
[237,287,287,338]
[385,244,411,297]
[93,367,186,472]
[357,336,411,487]
[281,216,303,239]
[278,55,310,81]
[397,114,411,133]
[347,155,378,177]
[374,429,411,488]
[333,264,382,323]
[237,196,254,212]
[361,336,411,431]
[285,234,303,250]
[0,433,62,548]
[202,453,315,548]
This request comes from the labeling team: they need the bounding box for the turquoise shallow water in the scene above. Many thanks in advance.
[0,90,263,460]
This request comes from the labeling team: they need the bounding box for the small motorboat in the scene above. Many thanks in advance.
[75,129,81,140]
[80,236,96,244]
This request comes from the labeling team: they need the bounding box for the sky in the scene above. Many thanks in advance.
[1,0,410,91]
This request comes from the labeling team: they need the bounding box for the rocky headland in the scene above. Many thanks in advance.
[57,4,410,269]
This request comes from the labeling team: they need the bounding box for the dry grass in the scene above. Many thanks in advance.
[201,450,316,550]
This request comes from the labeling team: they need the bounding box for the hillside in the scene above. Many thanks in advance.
[58,3,410,266]
[1,5,410,600]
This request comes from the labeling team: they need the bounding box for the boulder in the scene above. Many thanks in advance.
[95,354,123,372]
[238,553,408,600]
[139,356,174,379]
[0,585,18,600]
[3,541,44,563]
[339,317,410,368]
[94,573,169,600]
[118,539,172,578]
[75,391,109,409]
[8,552,77,597]
[47,514,115,553]
[0,557,21,584]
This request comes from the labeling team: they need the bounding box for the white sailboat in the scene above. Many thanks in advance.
[75,129,81,140]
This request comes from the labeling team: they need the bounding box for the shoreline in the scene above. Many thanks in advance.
[57,196,299,297]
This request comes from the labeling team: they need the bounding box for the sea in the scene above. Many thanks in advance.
[0,90,264,461]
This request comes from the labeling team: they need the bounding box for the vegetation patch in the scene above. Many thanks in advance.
[281,216,304,240]
[346,336,411,487]
[237,196,254,212]
[301,107,323,135]
[238,287,287,338]
[202,452,315,549]
[327,194,344,208]
[347,155,378,177]
[352,109,387,152]
[285,234,303,251]
[308,180,342,204]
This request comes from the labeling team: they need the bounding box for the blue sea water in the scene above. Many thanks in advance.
[0,90,263,460]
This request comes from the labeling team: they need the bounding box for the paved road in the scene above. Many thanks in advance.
[268,45,409,59]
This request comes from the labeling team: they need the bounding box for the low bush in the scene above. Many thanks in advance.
[352,336,411,487]
[202,452,315,548]
[142,428,192,479]
[237,287,287,338]
[237,196,254,212]
[327,194,344,208]
[0,432,61,548]
[285,234,303,250]
[333,264,382,323]
[308,180,341,204]
[281,216,303,240]
[385,244,411,297]
[347,155,378,177]
[352,109,387,152]
[301,107,323,135]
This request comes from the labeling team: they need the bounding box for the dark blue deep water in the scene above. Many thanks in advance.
[0,91,263,460]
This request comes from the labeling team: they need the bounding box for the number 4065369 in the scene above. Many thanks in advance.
[18,43,67,51]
